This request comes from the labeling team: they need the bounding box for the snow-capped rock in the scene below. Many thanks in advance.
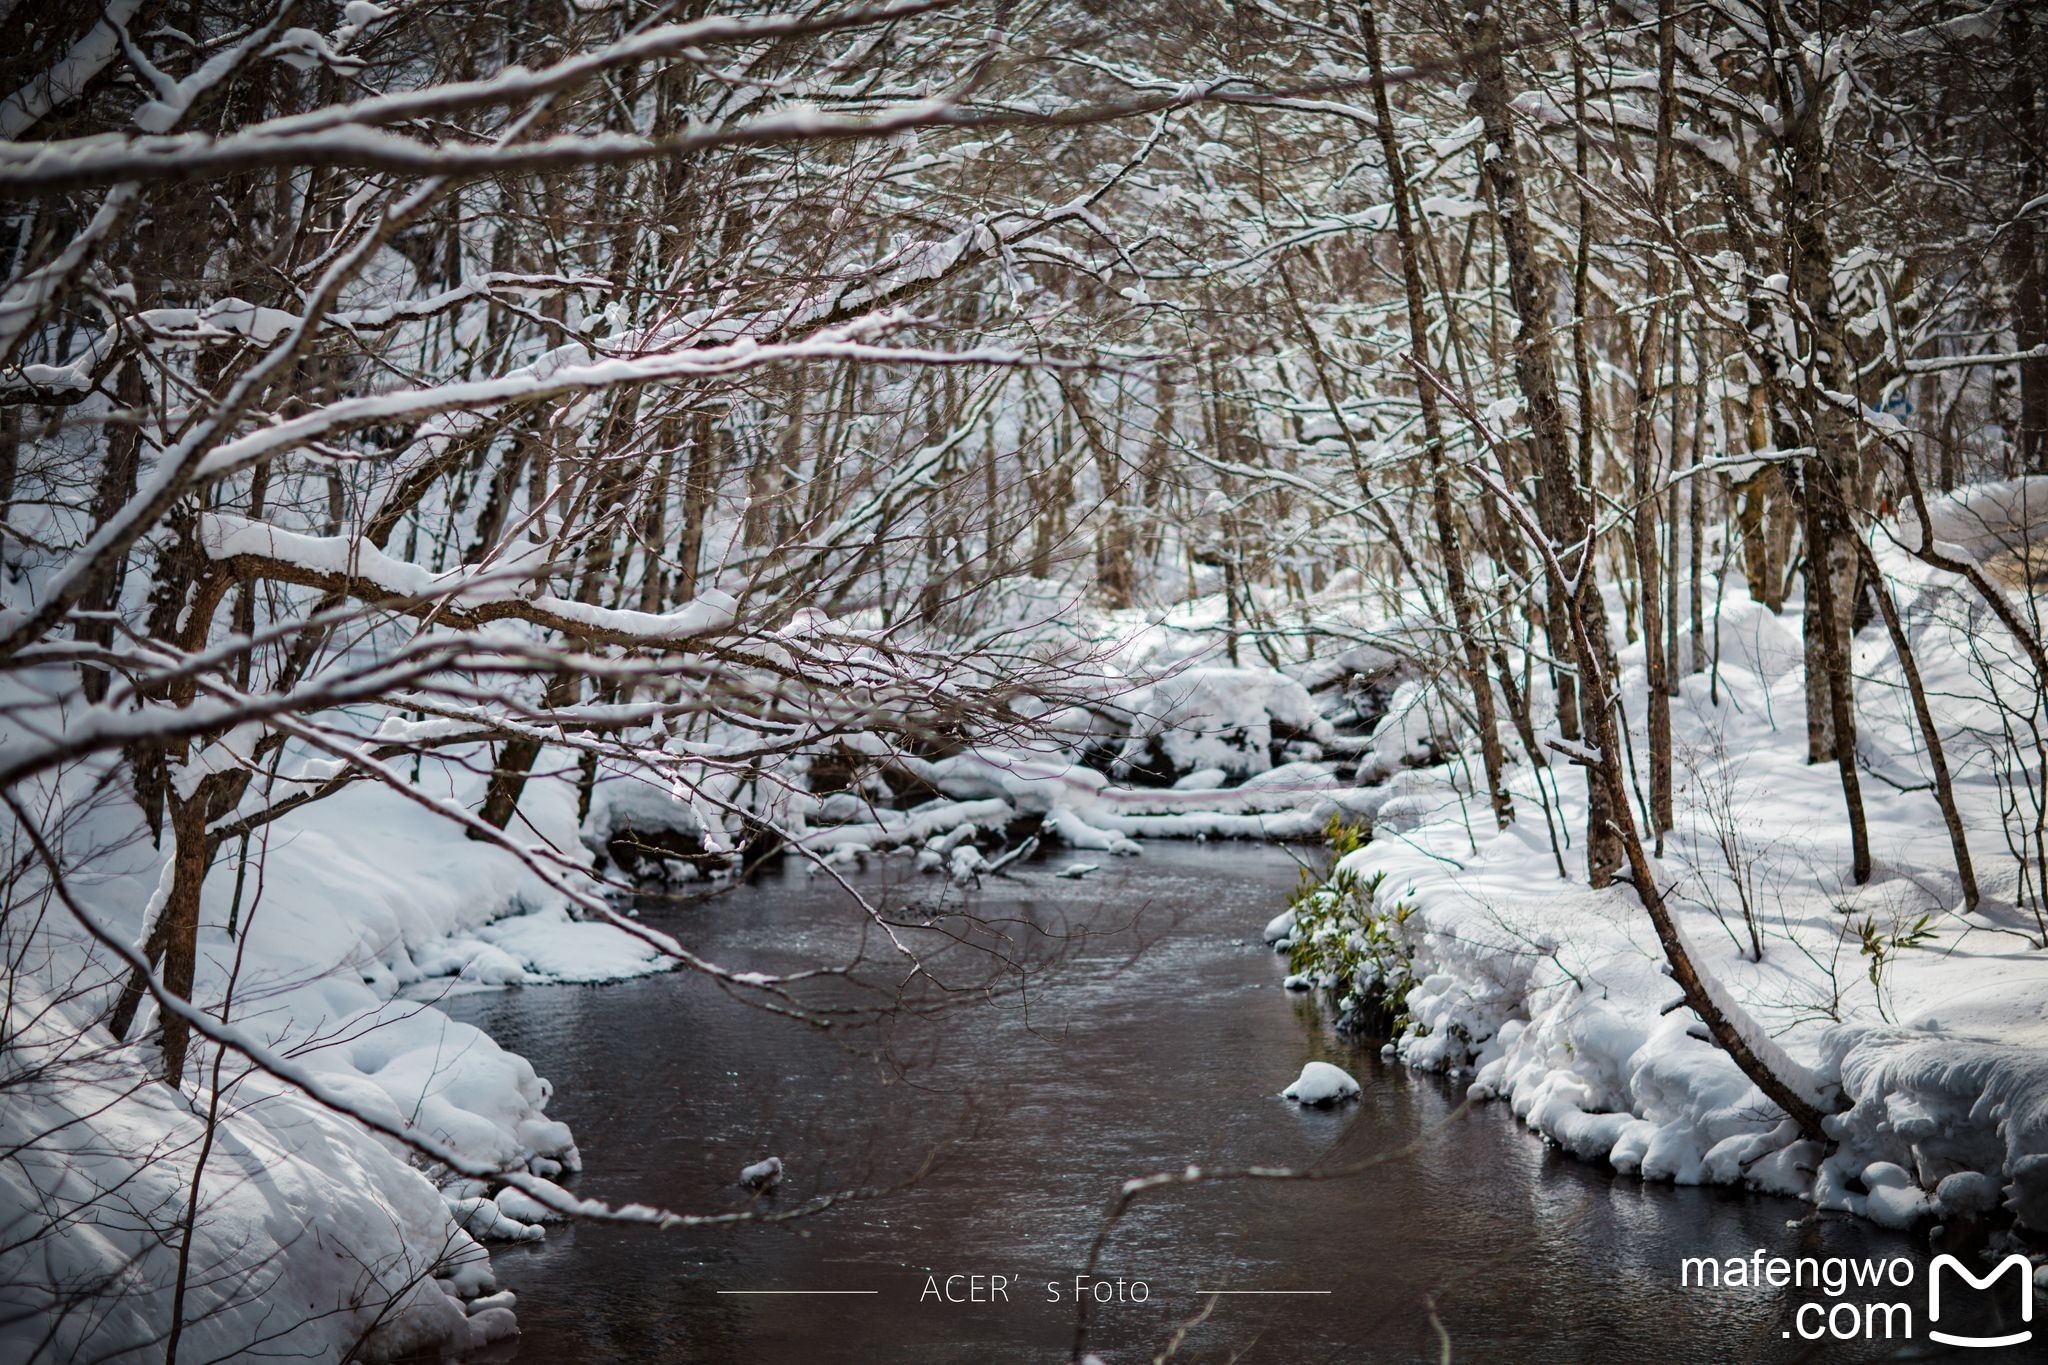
[1283,1061,1361,1105]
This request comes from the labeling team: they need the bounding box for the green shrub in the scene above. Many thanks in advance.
[1282,819,1416,1034]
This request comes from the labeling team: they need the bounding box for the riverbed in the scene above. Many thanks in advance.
[445,843,1959,1362]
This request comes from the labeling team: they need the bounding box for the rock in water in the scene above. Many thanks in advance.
[1053,862,1099,880]
[740,1156,783,1190]
[1282,1061,1360,1106]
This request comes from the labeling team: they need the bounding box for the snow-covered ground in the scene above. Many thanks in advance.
[0,760,671,1361]
[1277,536,2048,1243]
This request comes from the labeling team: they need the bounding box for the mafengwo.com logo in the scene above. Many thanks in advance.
[1681,1249,2036,1347]
[1929,1254,2035,1349]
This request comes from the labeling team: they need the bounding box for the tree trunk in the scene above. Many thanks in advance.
[1457,0,1614,877]
[2008,8,2047,474]
[1062,378,1136,609]
[675,407,717,599]
[1631,0,1677,838]
[1688,347,1707,674]
[1776,49,1870,883]
[75,361,144,703]
[477,669,581,832]
[1365,6,1511,830]
[1799,466,1873,884]
[1852,533,1978,909]
[154,790,213,1088]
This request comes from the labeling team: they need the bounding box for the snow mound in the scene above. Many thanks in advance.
[948,844,988,885]
[1823,1026,2048,1231]
[1914,477,2048,568]
[580,777,716,875]
[0,989,498,1362]
[1286,543,2048,1233]
[1361,677,1460,773]
[1238,760,1337,794]
[449,1194,546,1243]
[494,1177,574,1224]
[1674,594,1803,685]
[1112,667,1334,780]
[479,904,678,982]
[1282,1061,1361,1105]
[0,767,628,1358]
[1045,806,1140,855]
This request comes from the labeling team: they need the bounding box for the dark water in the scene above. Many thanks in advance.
[444,844,1993,1362]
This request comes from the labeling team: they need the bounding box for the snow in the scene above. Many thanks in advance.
[450,1194,547,1242]
[1283,1061,1361,1105]
[1112,667,1335,780]
[793,795,1015,854]
[1281,541,2048,1233]
[494,1178,573,1224]
[948,843,989,885]
[0,978,500,1361]
[739,1156,784,1189]
[845,740,1384,853]
[201,512,740,645]
[1361,677,1461,774]
[0,751,665,1359]
[1909,477,2048,580]
[1824,1027,2048,1227]
[1044,805,1142,855]
[8,445,2046,1363]
[478,904,678,983]
[1674,593,1804,684]
[2,0,2038,1347]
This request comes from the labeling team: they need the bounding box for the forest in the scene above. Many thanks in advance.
[1,0,2044,1360]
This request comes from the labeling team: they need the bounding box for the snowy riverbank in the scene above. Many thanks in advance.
[1273,541,2048,1247]
[0,766,673,1361]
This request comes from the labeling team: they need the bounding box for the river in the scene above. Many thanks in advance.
[444,843,1967,1362]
